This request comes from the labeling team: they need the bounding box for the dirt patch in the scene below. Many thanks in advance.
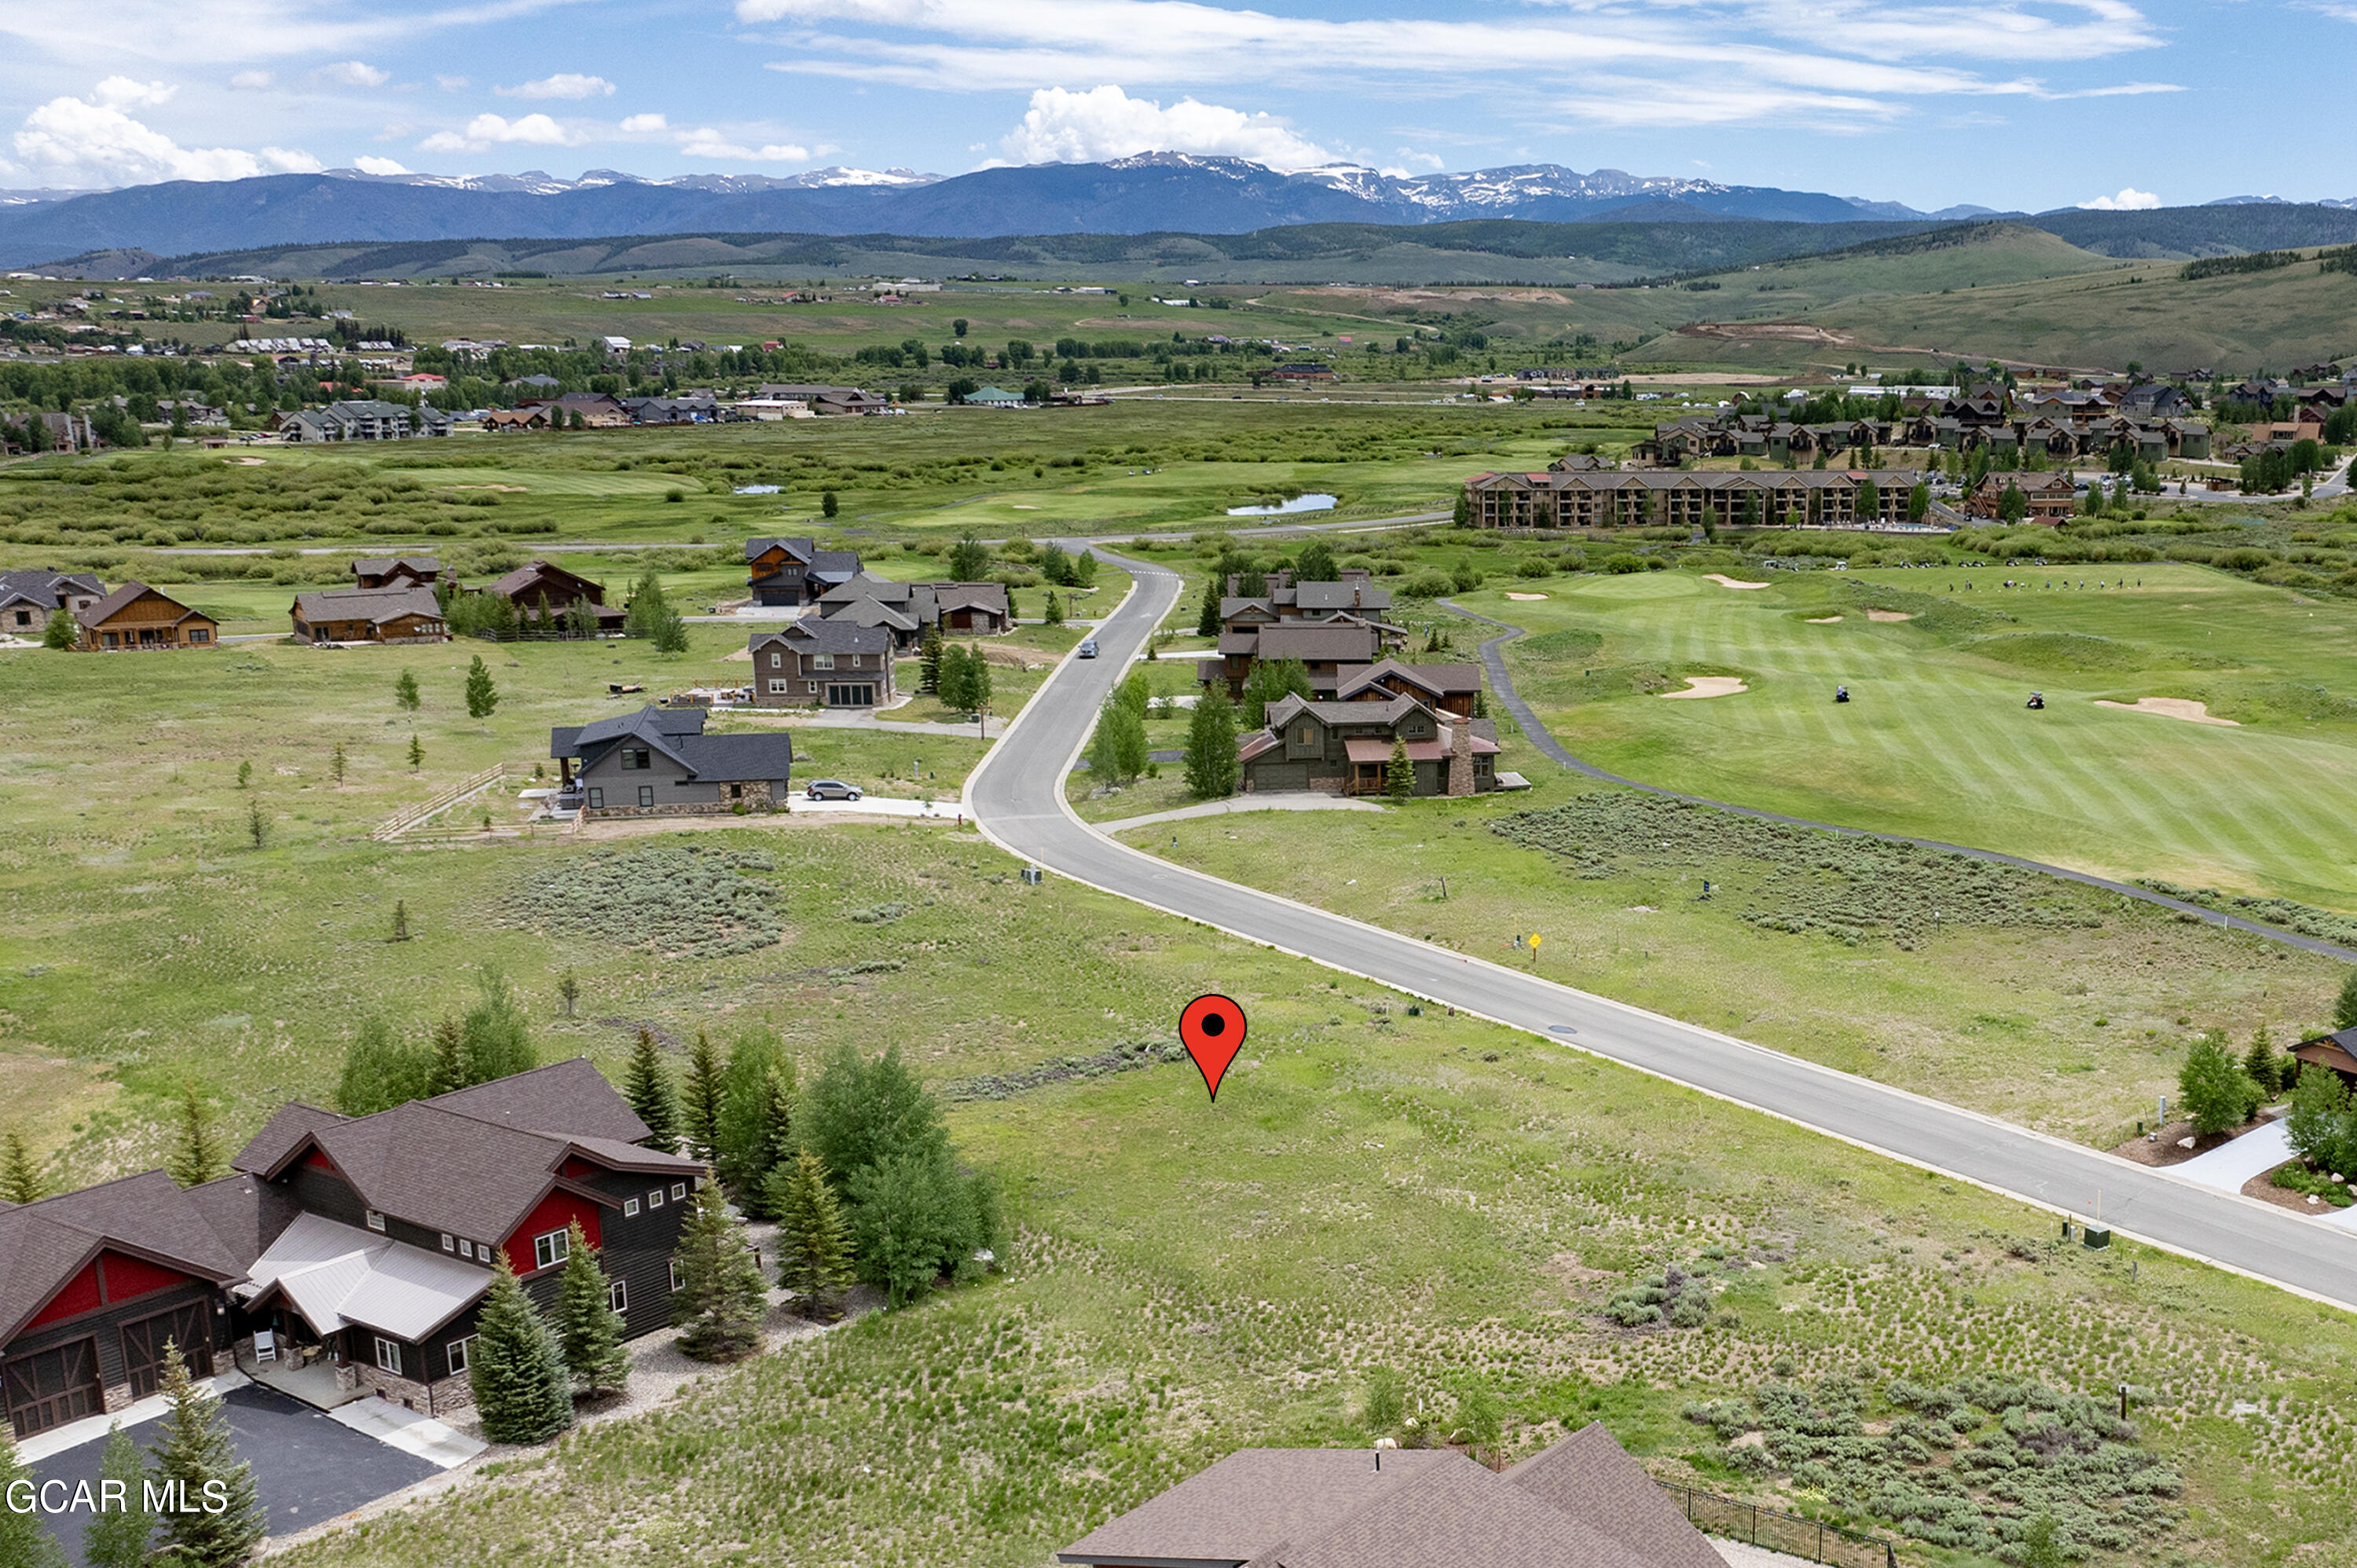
[1659,676,1748,699]
[1542,1251,1615,1288]
[719,647,754,661]
[1805,616,1842,624]
[2095,697,2240,727]
[222,456,269,465]
[2107,1118,2265,1167]
[1505,592,1551,601]
[1865,610,1915,623]
[1704,573,1771,590]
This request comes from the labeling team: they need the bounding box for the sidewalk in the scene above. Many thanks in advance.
[329,1399,485,1470]
[2169,1120,2292,1193]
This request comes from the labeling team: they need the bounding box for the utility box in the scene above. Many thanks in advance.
[2082,1225,2112,1250]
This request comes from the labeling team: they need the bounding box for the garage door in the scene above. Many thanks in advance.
[122,1300,213,1400]
[1250,760,1311,792]
[4,1338,101,1439]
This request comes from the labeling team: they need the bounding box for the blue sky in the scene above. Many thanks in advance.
[0,0,2348,211]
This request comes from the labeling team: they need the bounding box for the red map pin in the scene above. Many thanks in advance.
[1179,994,1248,1102]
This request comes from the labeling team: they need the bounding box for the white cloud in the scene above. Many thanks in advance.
[417,111,575,152]
[498,73,616,100]
[353,155,411,174]
[317,60,390,88]
[740,0,2174,130]
[228,70,276,91]
[11,83,321,184]
[678,127,810,160]
[436,75,471,91]
[2079,185,2160,209]
[619,112,670,133]
[998,85,1332,169]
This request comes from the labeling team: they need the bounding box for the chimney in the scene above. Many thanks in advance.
[1446,714,1474,798]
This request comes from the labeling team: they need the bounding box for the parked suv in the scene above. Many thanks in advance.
[805,779,862,801]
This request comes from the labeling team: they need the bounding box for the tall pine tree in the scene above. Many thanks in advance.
[0,1127,46,1203]
[768,1151,853,1318]
[680,1031,724,1164]
[468,1253,575,1445]
[670,1177,768,1361]
[429,1015,466,1096]
[82,1423,152,1568]
[623,1028,680,1152]
[149,1343,264,1567]
[167,1085,225,1189]
[0,1424,64,1568]
[1194,573,1222,636]
[554,1218,630,1397]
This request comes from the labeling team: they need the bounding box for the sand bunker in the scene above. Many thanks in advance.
[223,456,267,466]
[1866,610,1914,623]
[1805,615,1842,624]
[439,483,530,493]
[1505,592,1550,601]
[2095,698,2240,727]
[1659,676,1749,699]
[1705,573,1770,590]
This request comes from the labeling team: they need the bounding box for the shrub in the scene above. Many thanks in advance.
[2176,1030,2260,1136]
[504,845,783,957]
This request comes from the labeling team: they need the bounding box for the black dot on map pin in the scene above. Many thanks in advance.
[1179,994,1248,1102]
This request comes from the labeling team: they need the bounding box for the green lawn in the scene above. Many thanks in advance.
[1477,562,2357,910]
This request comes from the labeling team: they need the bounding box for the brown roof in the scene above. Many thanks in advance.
[929,581,1011,617]
[0,1171,249,1343]
[427,1058,654,1144]
[184,1171,305,1270]
[487,561,604,604]
[1060,1425,1710,1568]
[1251,625,1384,663]
[291,585,444,628]
[233,1102,349,1178]
[1505,1423,1728,1568]
[1337,661,1482,702]
[75,581,210,630]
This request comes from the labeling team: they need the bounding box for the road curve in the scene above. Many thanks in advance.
[1449,605,2357,964]
[964,549,2357,1312]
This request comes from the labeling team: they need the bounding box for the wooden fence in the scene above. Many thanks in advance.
[372,764,508,841]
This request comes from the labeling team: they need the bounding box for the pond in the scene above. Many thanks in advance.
[1226,492,1338,516]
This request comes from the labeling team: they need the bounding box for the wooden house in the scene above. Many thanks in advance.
[744,537,863,607]
[1336,660,1483,717]
[352,555,441,590]
[483,560,626,633]
[1236,691,1499,797]
[290,586,449,643]
[747,621,897,709]
[73,581,218,651]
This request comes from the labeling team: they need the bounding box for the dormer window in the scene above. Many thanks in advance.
[365,1210,386,1232]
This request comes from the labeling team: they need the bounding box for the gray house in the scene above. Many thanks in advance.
[550,705,794,817]
[0,570,105,636]
[748,620,897,709]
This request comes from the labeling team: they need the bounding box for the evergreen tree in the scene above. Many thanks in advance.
[429,1015,465,1096]
[1241,658,1313,718]
[681,1031,724,1164]
[0,1127,46,1204]
[2336,969,2357,1031]
[918,628,944,694]
[1183,687,1240,799]
[459,970,536,1085]
[623,1028,680,1152]
[2243,1024,2282,1099]
[937,643,974,712]
[335,1018,437,1116]
[1451,489,1472,528]
[1194,573,1221,636]
[149,1343,264,1566]
[1237,566,1268,599]
[1385,738,1414,800]
[468,1253,576,1444]
[820,489,839,518]
[168,1084,225,1189]
[42,606,75,650]
[82,1421,152,1568]
[407,733,423,771]
[1072,548,1098,586]
[0,1423,64,1567]
[555,1218,630,1397]
[966,644,992,712]
[670,1177,768,1361]
[768,1151,853,1317]
[947,531,991,581]
[464,654,499,721]
[1042,589,1064,625]
[1294,539,1338,582]
[394,667,420,710]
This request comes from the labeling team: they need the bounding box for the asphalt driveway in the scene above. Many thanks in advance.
[31,1384,438,1560]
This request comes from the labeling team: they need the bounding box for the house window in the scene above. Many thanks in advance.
[440,1233,454,1252]
[624,1197,640,1218]
[189,629,210,643]
[445,1335,475,1376]
[1296,726,1314,745]
[587,788,603,809]
[768,651,781,668]
[671,1182,687,1201]
[768,680,788,694]
[533,1229,570,1270]
[374,1337,402,1376]
[365,1210,386,1233]
[609,1280,629,1314]
[647,1187,664,1207]
[457,1238,473,1258]
[669,1261,684,1292]
[637,785,654,808]
[813,652,837,670]
[806,681,818,693]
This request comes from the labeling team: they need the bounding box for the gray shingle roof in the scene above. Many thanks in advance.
[427,1058,652,1144]
[0,1171,250,1343]
[758,618,895,657]
[1505,1423,1728,1568]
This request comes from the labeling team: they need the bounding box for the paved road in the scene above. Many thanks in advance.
[965,546,2357,1311]
[1449,603,2357,964]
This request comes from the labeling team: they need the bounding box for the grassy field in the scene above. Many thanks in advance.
[1471,562,2357,911]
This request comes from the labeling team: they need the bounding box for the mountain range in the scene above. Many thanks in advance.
[0,153,2008,268]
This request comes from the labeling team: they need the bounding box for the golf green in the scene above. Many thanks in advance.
[1484,562,2357,910]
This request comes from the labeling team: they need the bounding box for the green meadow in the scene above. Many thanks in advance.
[1476,562,2357,910]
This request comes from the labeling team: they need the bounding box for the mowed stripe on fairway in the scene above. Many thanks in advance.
[1491,566,2357,907]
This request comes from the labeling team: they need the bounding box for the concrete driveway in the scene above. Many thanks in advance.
[30,1384,440,1561]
